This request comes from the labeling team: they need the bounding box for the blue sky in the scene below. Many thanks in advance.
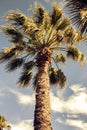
[0,0,87,130]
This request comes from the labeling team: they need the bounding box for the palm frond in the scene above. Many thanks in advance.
[34,3,51,31]
[26,44,37,55]
[5,10,26,26]
[16,44,26,52]
[64,27,82,44]
[1,24,23,43]
[67,45,81,60]
[67,45,86,65]
[34,3,45,24]
[5,10,39,39]
[0,47,18,63]
[49,67,59,84]
[51,2,63,25]
[55,54,66,64]
[23,61,35,70]
[57,18,71,31]
[65,0,87,34]
[18,70,32,87]
[58,69,66,88]
[49,67,66,88]
[67,45,86,64]
[6,58,24,71]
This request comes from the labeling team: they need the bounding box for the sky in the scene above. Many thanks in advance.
[0,0,87,130]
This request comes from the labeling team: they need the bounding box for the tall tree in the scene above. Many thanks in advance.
[0,2,86,130]
[65,0,87,34]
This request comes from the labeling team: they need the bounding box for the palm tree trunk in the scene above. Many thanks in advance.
[34,55,52,130]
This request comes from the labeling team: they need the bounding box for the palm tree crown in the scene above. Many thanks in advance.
[0,2,86,87]
[65,0,87,34]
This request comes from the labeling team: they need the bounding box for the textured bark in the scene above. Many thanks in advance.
[34,48,52,130]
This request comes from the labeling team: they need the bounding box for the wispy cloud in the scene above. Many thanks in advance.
[12,120,34,130]
[11,90,35,105]
[56,118,87,130]
[50,84,87,114]
[65,119,87,130]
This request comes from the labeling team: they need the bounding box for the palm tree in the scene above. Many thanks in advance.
[65,0,87,34]
[0,2,86,130]
[0,116,7,130]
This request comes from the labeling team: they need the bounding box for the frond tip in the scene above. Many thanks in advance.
[5,10,26,26]
[51,2,63,25]
[18,71,32,87]
[55,54,66,64]
[0,47,17,63]
[34,3,45,24]
[1,24,23,43]
[67,45,86,65]
[67,45,81,61]
[6,58,24,71]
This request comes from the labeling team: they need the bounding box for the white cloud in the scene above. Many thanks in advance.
[66,119,87,130]
[50,84,87,114]
[50,92,64,112]
[71,84,87,93]
[0,85,35,106]
[12,120,34,130]
[11,90,35,105]
[56,118,87,130]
